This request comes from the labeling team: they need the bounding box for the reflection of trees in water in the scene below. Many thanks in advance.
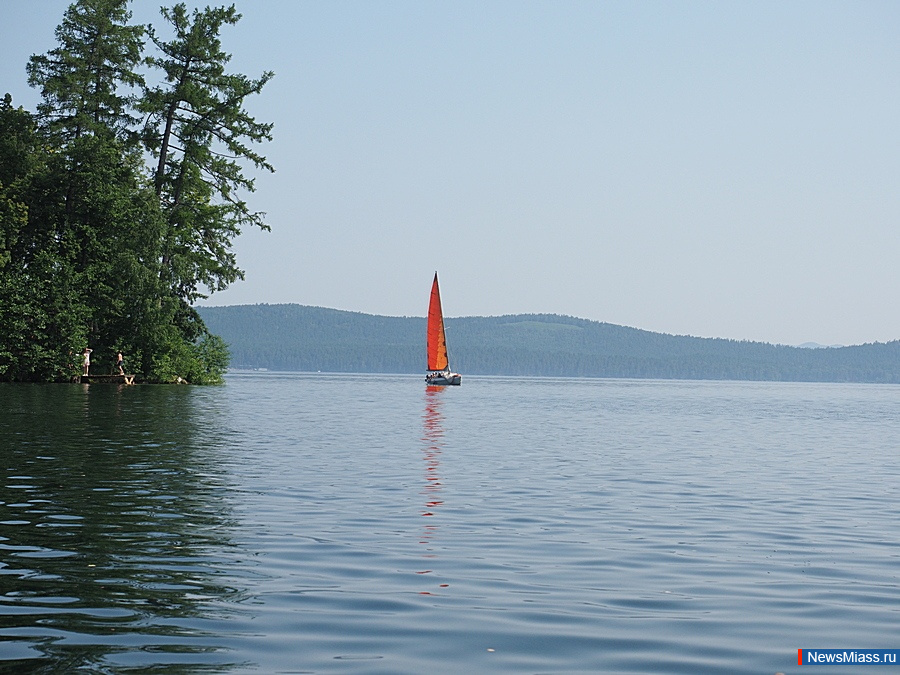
[0,384,246,673]
[418,386,449,595]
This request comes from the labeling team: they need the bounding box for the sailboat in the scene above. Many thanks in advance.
[426,272,461,386]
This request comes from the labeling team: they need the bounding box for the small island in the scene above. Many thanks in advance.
[0,1,273,384]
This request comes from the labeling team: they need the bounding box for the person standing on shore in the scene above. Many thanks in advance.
[82,348,92,376]
[116,351,124,375]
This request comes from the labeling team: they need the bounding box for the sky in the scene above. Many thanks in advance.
[2,1,899,346]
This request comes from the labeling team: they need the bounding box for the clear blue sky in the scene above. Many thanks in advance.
[3,1,899,345]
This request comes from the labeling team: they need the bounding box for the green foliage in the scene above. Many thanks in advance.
[199,304,900,383]
[26,0,145,143]
[0,0,271,384]
[189,333,230,385]
[141,2,274,304]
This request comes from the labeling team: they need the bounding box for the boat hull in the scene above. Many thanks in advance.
[426,373,461,386]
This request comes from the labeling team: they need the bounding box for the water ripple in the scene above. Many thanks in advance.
[3,377,900,673]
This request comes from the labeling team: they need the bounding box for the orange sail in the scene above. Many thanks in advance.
[427,273,449,372]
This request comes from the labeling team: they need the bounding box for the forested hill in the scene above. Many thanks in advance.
[197,304,900,383]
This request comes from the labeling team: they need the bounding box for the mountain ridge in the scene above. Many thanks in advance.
[196,303,900,383]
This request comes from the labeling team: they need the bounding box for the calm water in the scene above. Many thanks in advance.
[2,374,900,673]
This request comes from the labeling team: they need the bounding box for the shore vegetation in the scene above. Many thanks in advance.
[0,0,272,383]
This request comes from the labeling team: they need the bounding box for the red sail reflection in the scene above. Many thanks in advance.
[418,386,446,593]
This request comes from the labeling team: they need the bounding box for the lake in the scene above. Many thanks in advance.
[2,373,899,673]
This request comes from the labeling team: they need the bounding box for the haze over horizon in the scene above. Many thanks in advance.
[3,1,898,347]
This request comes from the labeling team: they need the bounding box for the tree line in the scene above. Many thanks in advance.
[0,1,272,383]
[199,304,900,383]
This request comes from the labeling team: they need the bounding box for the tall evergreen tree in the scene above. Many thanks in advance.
[22,0,159,380]
[27,0,144,142]
[141,3,274,304]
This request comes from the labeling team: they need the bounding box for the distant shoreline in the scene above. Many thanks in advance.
[198,304,900,384]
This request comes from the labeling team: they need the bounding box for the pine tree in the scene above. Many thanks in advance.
[22,0,163,380]
[141,3,274,303]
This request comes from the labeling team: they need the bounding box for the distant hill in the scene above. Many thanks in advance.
[197,304,900,383]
